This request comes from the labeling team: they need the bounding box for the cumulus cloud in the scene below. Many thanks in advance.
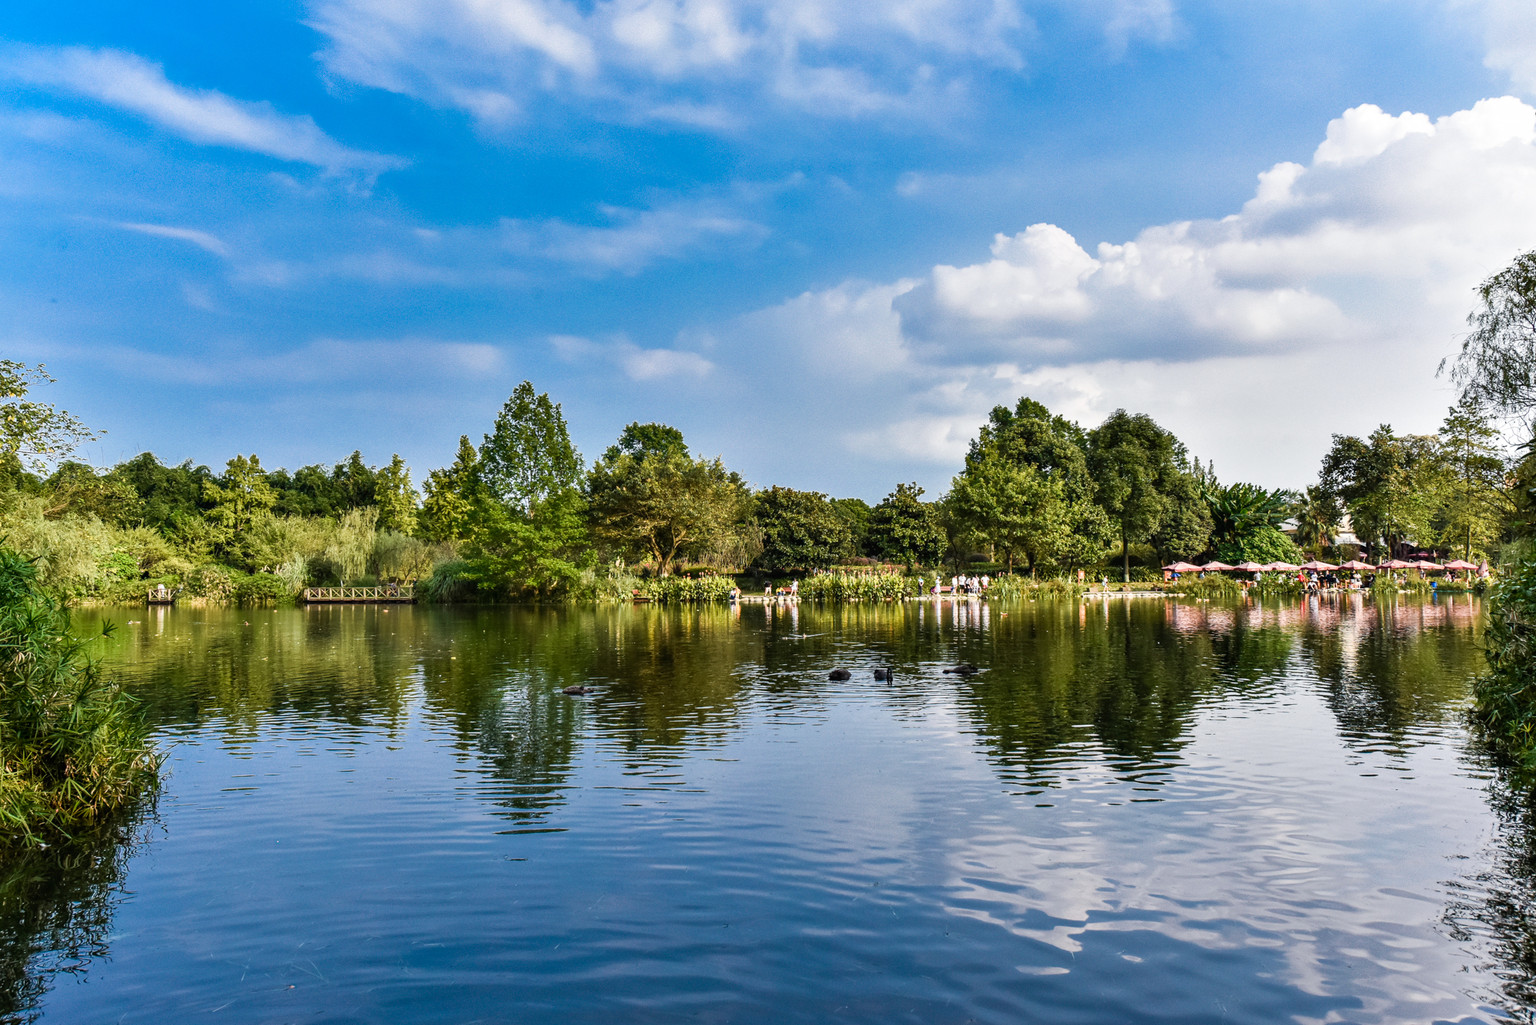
[667,97,1536,495]
[0,44,404,175]
[1462,0,1536,97]
[307,0,1174,128]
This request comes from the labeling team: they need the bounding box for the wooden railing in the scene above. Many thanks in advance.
[302,586,415,604]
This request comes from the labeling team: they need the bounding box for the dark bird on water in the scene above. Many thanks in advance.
[562,685,593,695]
[828,669,851,681]
[943,664,981,676]
[873,668,893,681]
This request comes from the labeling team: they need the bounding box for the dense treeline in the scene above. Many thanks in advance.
[0,351,1522,605]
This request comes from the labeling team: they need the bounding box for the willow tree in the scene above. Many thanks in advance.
[1444,251,1536,417]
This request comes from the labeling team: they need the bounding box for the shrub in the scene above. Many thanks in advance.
[415,560,483,604]
[182,565,235,603]
[233,572,294,607]
[1475,558,1536,775]
[0,548,161,846]
[636,574,735,603]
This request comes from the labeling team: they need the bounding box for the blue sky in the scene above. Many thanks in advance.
[3,0,1535,500]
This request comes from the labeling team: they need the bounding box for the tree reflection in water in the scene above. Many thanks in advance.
[0,813,154,1025]
[37,594,1531,1021]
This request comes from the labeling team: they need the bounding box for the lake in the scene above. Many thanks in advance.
[5,593,1532,1024]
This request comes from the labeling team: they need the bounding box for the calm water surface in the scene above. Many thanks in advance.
[6,594,1535,1024]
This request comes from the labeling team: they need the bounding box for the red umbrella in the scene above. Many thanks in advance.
[1162,561,1201,573]
[1378,559,1414,570]
[1414,561,1445,572]
[1299,560,1338,571]
[1443,559,1479,571]
[1265,562,1301,572]
[1337,559,1374,571]
[1200,561,1236,572]
[1233,561,1267,572]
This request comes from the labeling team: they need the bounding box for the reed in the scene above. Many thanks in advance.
[0,548,161,847]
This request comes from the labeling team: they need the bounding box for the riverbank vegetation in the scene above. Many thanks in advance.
[0,375,1518,611]
[0,548,159,847]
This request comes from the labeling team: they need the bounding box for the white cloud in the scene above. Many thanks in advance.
[501,200,767,273]
[111,221,230,257]
[651,96,1536,496]
[0,45,404,176]
[551,333,715,381]
[1462,0,1536,97]
[308,0,1180,128]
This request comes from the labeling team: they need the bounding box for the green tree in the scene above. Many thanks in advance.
[203,455,277,550]
[326,506,378,584]
[480,382,585,514]
[1291,486,1342,558]
[420,436,484,544]
[374,454,419,535]
[454,384,593,595]
[330,451,378,511]
[586,426,751,574]
[602,422,688,462]
[948,396,1112,574]
[1087,410,1204,581]
[868,483,946,570]
[829,498,873,557]
[0,363,98,471]
[40,462,143,525]
[1435,396,1507,560]
[754,487,854,573]
[1319,426,1441,558]
[1444,250,1536,416]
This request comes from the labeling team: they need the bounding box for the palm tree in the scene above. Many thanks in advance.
[1292,487,1342,558]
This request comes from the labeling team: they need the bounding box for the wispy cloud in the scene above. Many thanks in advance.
[307,0,1067,129]
[502,200,766,274]
[111,220,230,257]
[0,44,405,176]
[551,333,714,381]
[99,337,505,387]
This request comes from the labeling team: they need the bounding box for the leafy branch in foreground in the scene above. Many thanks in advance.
[1476,557,1536,776]
[0,548,159,846]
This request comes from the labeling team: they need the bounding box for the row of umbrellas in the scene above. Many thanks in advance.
[1163,558,1483,574]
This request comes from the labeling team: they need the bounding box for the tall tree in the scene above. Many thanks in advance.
[420,436,484,544]
[480,382,585,514]
[754,487,854,573]
[374,454,419,535]
[1444,250,1536,416]
[203,455,277,547]
[868,483,946,570]
[1319,426,1441,558]
[1435,396,1507,559]
[586,429,751,574]
[949,396,1112,574]
[1087,410,1203,581]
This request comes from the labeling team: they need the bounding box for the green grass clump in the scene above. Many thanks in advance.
[635,574,735,603]
[796,572,916,602]
[0,549,160,847]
